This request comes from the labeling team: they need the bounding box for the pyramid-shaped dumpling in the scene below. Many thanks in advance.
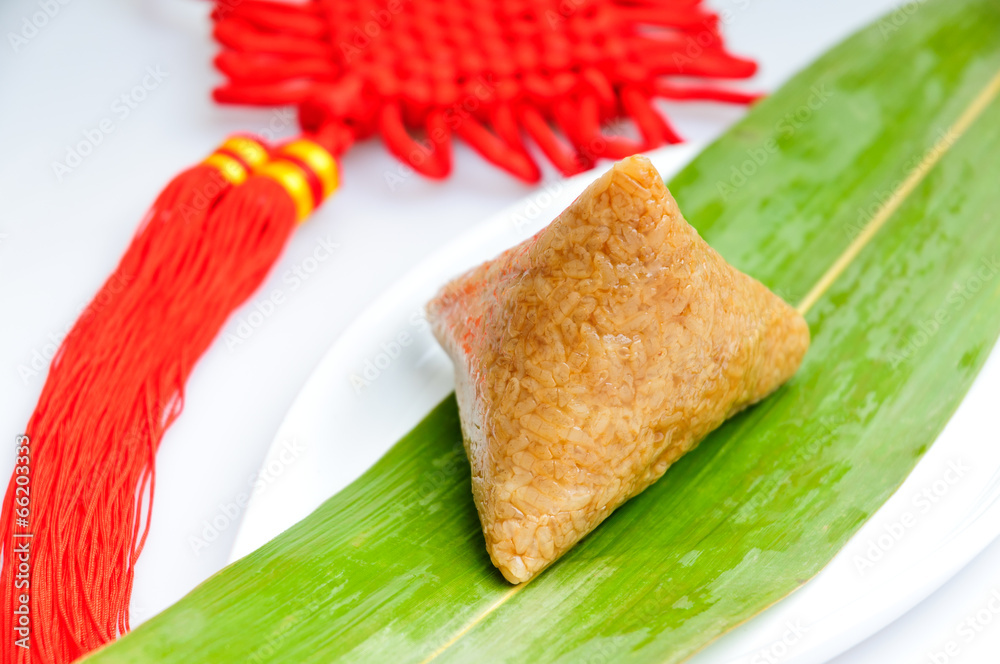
[427,155,809,583]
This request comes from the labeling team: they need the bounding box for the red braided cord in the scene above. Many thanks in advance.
[212,0,760,180]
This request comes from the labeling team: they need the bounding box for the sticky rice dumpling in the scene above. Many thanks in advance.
[427,155,810,584]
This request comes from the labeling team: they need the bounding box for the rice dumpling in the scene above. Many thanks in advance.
[427,155,810,583]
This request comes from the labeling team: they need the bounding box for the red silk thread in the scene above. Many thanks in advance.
[0,161,298,663]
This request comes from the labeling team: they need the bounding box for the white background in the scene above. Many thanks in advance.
[0,0,996,661]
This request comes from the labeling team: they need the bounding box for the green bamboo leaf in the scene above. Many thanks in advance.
[88,1,1000,662]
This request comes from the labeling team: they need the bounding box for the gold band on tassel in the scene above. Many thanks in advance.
[257,160,315,222]
[201,136,337,223]
[278,139,339,199]
[258,140,340,224]
[222,136,269,170]
[203,136,270,185]
[203,153,249,185]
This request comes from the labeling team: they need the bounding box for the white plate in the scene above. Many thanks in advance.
[228,143,1000,663]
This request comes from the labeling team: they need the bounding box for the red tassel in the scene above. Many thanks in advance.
[0,137,338,663]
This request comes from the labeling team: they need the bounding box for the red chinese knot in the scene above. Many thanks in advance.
[213,0,759,181]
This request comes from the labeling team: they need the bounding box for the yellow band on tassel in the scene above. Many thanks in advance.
[258,140,339,224]
[203,136,270,185]
[278,139,339,199]
[257,161,314,222]
[203,153,249,185]
[221,136,269,170]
